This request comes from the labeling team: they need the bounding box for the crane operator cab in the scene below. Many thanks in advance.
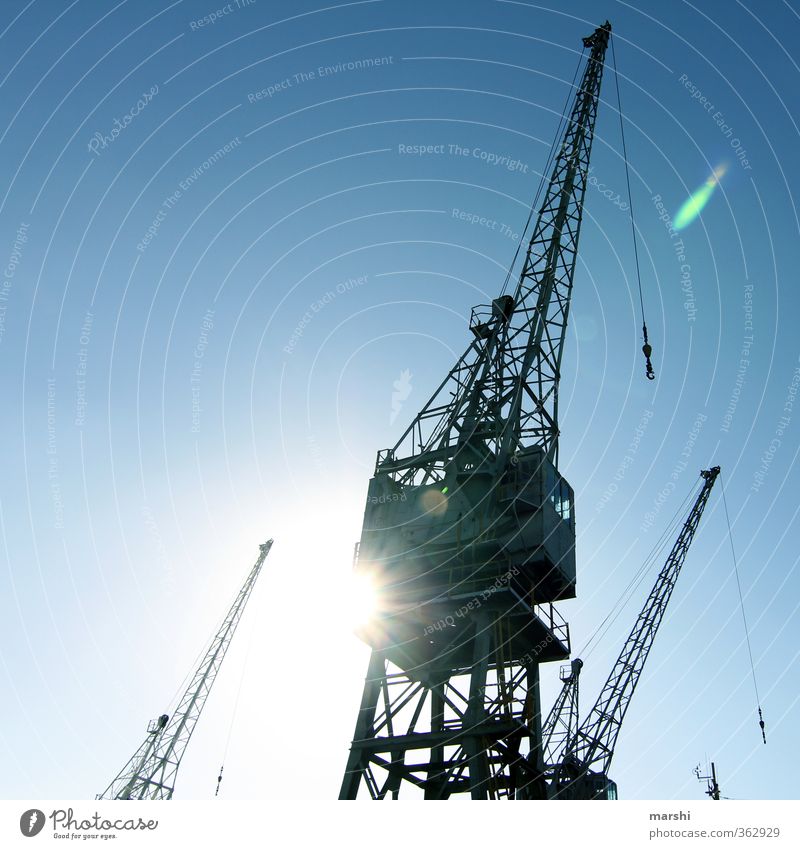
[353,444,576,664]
[555,771,618,800]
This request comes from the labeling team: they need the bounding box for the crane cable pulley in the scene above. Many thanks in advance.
[610,35,655,381]
[721,475,766,745]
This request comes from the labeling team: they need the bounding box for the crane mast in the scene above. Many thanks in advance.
[98,540,272,800]
[341,22,611,800]
[553,467,720,799]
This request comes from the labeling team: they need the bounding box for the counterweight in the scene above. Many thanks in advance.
[97,540,272,800]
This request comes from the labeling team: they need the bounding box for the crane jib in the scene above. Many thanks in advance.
[553,468,720,799]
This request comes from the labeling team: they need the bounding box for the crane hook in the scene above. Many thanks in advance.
[642,324,655,380]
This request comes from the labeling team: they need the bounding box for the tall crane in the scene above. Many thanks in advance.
[97,540,272,800]
[340,22,612,799]
[545,467,720,799]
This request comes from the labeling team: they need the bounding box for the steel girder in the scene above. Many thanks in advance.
[340,612,555,800]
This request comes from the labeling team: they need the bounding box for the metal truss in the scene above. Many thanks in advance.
[541,657,583,773]
[561,468,720,783]
[381,22,611,484]
[97,541,272,800]
[340,603,571,800]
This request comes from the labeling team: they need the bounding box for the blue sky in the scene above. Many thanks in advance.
[0,0,798,801]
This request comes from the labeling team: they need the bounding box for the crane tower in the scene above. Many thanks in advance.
[340,22,612,799]
[97,540,272,800]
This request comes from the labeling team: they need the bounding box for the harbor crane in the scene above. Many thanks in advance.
[97,540,272,800]
[340,21,613,799]
[539,468,720,799]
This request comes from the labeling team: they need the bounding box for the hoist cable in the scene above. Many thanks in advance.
[610,35,655,381]
[580,478,699,660]
[214,612,259,796]
[164,574,249,715]
[500,47,586,296]
[721,475,766,744]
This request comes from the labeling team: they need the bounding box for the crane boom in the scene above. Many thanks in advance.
[499,22,610,467]
[97,540,273,800]
[556,468,720,797]
[378,22,611,485]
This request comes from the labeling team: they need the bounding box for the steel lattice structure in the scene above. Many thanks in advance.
[341,597,570,799]
[341,22,612,800]
[382,23,610,485]
[541,657,583,770]
[97,540,272,800]
[555,468,720,797]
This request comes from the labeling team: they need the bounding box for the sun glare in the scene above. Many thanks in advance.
[345,572,378,628]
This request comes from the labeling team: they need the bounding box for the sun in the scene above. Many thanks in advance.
[344,572,378,628]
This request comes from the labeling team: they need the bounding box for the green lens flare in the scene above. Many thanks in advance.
[674,182,715,229]
[673,164,727,230]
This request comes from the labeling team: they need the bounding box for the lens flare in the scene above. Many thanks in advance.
[345,572,378,627]
[674,163,727,230]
